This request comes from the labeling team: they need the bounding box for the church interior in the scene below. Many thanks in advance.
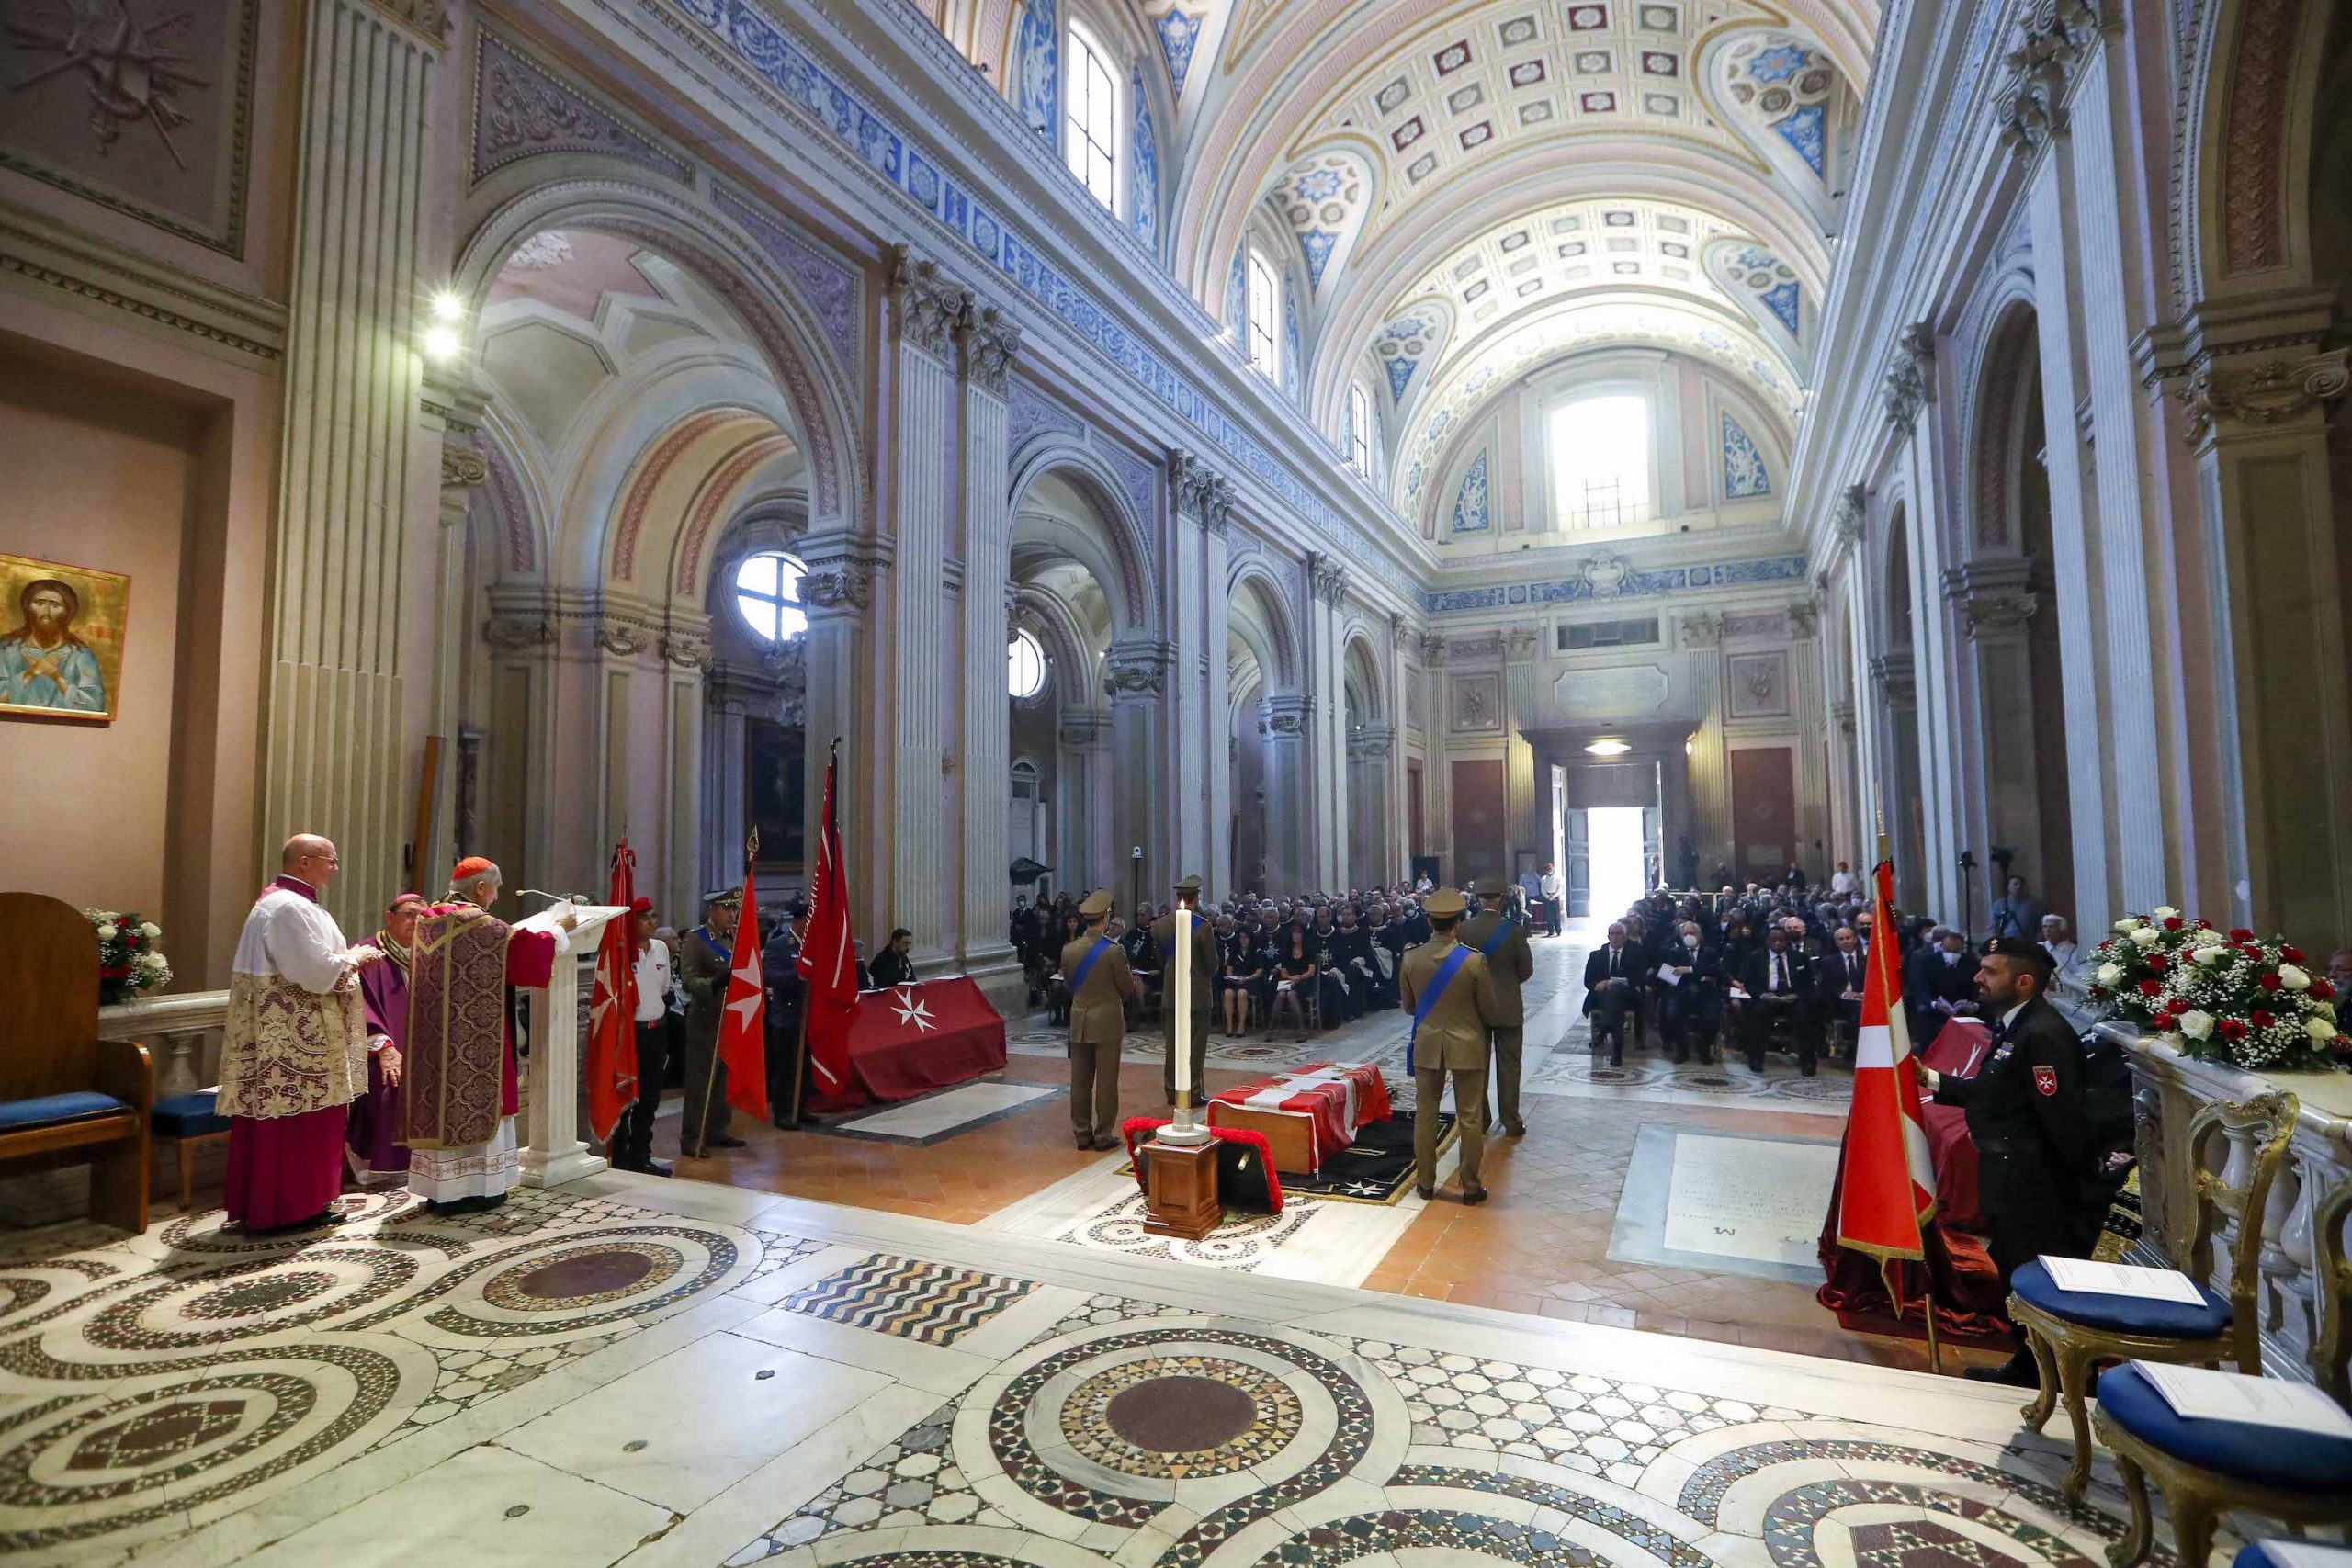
[3,0,2352,1564]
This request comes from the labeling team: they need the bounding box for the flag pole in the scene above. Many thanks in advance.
[791,738,842,1129]
[694,826,756,1158]
[1877,811,1943,1374]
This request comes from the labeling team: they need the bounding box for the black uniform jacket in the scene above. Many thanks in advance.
[1931,994,2093,1220]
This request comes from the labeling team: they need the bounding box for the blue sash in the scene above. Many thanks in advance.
[1408,945,1474,1072]
[694,928,732,965]
[1479,918,1521,961]
[1068,936,1114,997]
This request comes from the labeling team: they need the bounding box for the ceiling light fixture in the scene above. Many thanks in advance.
[1586,739,1632,756]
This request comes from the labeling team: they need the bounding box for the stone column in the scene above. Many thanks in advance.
[798,533,877,920]
[1679,613,1729,872]
[1871,649,1924,909]
[886,246,961,962]
[1887,323,1962,918]
[1502,625,1542,877]
[1419,635,1452,874]
[265,0,447,932]
[1945,557,2043,922]
[1057,710,1111,890]
[1386,611,1413,885]
[1204,503,1234,896]
[660,621,711,922]
[1172,453,1234,891]
[2179,342,2352,949]
[1259,692,1312,894]
[1349,726,1396,887]
[1788,596,1830,874]
[1104,644,1170,906]
[1306,556,1348,890]
[956,298,1021,992]
[422,383,488,891]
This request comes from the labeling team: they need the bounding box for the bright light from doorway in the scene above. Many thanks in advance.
[1587,806,1648,920]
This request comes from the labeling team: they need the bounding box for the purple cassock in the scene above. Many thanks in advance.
[348,939,413,1186]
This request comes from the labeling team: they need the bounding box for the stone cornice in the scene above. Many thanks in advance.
[2177,347,2349,446]
[0,202,286,363]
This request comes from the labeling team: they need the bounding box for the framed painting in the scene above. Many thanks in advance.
[0,553,130,723]
[1726,650,1791,719]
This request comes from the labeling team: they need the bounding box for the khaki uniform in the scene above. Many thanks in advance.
[1148,909,1217,1105]
[1457,909,1534,1134]
[1061,928,1134,1145]
[1399,935,1499,1192]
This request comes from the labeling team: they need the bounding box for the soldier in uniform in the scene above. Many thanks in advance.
[1148,875,1218,1105]
[676,886,749,1156]
[1399,888,1500,1204]
[1062,890,1139,1150]
[1460,875,1535,1136]
[1923,936,2097,1385]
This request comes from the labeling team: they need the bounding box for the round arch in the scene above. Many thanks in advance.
[450,177,864,532]
[1227,558,1304,691]
[1008,441,1161,638]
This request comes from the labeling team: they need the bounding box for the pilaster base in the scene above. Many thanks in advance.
[519,1145,608,1190]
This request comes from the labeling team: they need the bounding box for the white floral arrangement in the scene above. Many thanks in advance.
[83,908,174,1006]
[2086,905,2342,1072]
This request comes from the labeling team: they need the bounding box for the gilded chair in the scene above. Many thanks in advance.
[2092,1360,2352,1567]
[2007,1090,2298,1498]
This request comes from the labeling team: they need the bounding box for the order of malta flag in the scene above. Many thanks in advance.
[1835,859,1939,1259]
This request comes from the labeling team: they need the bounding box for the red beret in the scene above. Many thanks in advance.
[629,896,653,914]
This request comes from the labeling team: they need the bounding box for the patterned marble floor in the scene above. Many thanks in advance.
[0,1169,2191,1568]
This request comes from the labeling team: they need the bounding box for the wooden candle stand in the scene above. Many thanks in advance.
[1141,1131,1221,1239]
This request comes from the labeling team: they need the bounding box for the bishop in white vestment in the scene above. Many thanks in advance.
[220,837,372,1232]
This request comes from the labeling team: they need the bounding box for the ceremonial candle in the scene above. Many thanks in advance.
[1174,907,1192,1094]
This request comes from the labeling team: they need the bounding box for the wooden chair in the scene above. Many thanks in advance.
[152,1089,232,1213]
[2009,1090,2297,1498]
[0,892,154,1233]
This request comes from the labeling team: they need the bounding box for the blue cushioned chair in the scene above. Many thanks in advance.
[2009,1090,2298,1498]
[0,893,154,1234]
[152,1090,232,1213]
[2093,1361,2352,1567]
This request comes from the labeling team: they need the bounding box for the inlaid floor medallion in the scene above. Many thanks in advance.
[1064,1356,1300,1477]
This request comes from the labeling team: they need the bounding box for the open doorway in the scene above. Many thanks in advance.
[1587,806,1649,920]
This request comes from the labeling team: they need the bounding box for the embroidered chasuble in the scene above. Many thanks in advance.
[403,903,559,1151]
[220,879,368,1120]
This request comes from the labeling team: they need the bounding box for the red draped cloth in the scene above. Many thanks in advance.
[1815,1018,2007,1344]
[404,905,555,1149]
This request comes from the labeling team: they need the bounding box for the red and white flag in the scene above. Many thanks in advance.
[798,742,859,1105]
[1835,859,1938,1259]
[585,839,639,1145]
[717,859,770,1122]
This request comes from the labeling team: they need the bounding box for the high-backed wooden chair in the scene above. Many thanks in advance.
[2007,1090,2297,1498]
[0,892,154,1232]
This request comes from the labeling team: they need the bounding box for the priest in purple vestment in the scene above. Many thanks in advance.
[349,893,426,1188]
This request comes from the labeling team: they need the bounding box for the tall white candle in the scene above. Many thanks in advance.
[1173,906,1192,1095]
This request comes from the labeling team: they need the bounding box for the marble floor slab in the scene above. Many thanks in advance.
[830,1082,1063,1144]
[0,1172,2198,1568]
[1606,1124,1844,1284]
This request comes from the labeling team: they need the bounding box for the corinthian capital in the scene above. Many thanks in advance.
[2177,347,2350,445]
[888,243,960,359]
[1883,323,1934,439]
[1310,554,1347,608]
[1994,1,2107,155]
[956,299,1022,394]
[1102,643,1170,698]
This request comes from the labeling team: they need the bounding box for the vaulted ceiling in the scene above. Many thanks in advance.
[925,0,1879,511]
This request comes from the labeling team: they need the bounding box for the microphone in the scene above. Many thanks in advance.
[519,889,588,911]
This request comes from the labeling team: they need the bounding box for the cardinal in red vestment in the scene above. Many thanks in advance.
[402,857,565,1214]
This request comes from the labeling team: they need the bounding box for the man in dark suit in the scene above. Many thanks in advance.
[1739,925,1820,1074]
[1651,918,1724,1063]
[1906,926,1980,1045]
[1582,921,1644,1066]
[1819,923,1871,1058]
[1925,937,2097,1385]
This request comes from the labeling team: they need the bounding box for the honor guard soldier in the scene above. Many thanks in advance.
[1922,936,2097,1386]
[1149,875,1218,1106]
[1062,890,1139,1150]
[1460,876,1535,1136]
[1399,888,1500,1204]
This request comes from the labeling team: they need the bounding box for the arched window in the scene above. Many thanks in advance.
[1064,21,1120,212]
[1246,249,1279,380]
[1345,383,1372,474]
[734,550,807,642]
[1548,394,1652,529]
[1008,627,1049,699]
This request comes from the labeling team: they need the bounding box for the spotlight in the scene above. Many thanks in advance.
[422,324,461,362]
[1586,739,1631,757]
[430,290,466,323]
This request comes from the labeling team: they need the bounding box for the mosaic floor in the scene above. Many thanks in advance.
[0,1170,2190,1568]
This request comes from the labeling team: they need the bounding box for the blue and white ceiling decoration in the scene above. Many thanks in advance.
[1451,448,1491,535]
[1148,3,1205,98]
[1012,0,1057,144]
[1714,32,1842,203]
[1131,64,1159,252]
[1374,301,1452,403]
[1721,412,1770,501]
[1272,146,1374,293]
[1702,239,1806,358]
